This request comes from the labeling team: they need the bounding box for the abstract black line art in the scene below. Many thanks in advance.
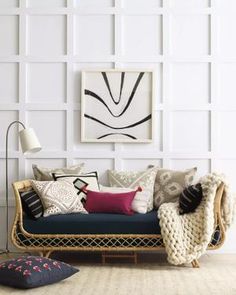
[97,133,137,140]
[84,114,151,130]
[82,70,153,142]
[85,72,144,118]
[101,72,125,105]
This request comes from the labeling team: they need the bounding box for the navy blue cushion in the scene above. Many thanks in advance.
[0,256,78,289]
[23,211,161,235]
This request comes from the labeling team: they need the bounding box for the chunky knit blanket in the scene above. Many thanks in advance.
[158,173,236,265]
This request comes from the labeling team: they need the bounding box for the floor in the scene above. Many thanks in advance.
[0,252,236,295]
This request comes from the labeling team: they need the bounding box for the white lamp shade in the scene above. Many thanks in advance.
[19,128,42,154]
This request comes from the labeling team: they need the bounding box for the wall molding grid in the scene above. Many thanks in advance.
[0,0,236,207]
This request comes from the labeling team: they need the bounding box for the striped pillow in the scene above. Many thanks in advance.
[20,189,43,220]
[179,183,203,215]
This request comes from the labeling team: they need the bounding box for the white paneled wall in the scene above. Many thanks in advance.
[0,0,236,252]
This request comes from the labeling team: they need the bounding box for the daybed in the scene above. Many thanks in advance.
[11,180,226,268]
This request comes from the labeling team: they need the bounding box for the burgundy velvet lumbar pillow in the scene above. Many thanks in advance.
[84,187,142,215]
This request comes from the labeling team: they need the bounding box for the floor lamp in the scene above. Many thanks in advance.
[0,120,41,255]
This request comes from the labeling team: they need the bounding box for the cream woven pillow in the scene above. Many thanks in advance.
[31,180,88,217]
[152,167,197,208]
[108,167,157,212]
[32,163,85,181]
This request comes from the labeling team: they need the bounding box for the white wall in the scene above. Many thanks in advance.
[0,0,236,253]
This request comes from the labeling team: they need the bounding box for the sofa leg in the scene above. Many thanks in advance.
[39,251,52,258]
[191,259,200,268]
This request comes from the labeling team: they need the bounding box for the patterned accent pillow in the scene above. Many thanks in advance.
[32,163,85,181]
[100,185,151,214]
[53,172,100,201]
[19,189,43,220]
[179,183,203,215]
[108,167,157,212]
[152,167,197,208]
[31,180,88,217]
[0,256,78,289]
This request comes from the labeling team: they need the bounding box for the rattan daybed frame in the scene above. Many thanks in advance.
[11,180,226,268]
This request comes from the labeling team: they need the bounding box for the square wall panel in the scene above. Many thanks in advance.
[122,15,162,56]
[123,0,162,9]
[27,0,66,7]
[216,160,236,192]
[122,159,162,171]
[0,0,18,7]
[171,63,210,105]
[73,111,114,151]
[27,111,66,151]
[25,158,66,179]
[170,111,210,152]
[74,0,113,6]
[170,159,210,183]
[219,14,236,57]
[0,63,19,103]
[219,64,236,106]
[26,63,66,103]
[72,62,113,103]
[217,0,236,10]
[0,111,18,151]
[170,0,209,8]
[0,16,18,55]
[74,15,114,56]
[74,158,114,185]
[218,112,236,154]
[0,159,18,200]
[27,15,66,56]
[170,15,210,56]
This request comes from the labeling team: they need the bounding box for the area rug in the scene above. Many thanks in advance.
[0,254,235,295]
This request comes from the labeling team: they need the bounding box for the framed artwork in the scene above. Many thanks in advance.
[81,69,154,143]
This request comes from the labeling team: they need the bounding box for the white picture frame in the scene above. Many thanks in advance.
[81,69,155,143]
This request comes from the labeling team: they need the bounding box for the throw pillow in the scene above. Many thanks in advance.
[179,183,203,215]
[84,187,142,215]
[31,180,88,217]
[151,167,197,208]
[54,172,100,200]
[100,185,150,214]
[19,189,43,220]
[108,167,157,212]
[32,163,85,181]
[0,256,78,289]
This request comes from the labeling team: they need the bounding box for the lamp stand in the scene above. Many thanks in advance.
[0,121,26,256]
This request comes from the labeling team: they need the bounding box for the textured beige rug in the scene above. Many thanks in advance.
[0,253,236,295]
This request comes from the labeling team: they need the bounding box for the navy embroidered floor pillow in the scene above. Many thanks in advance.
[0,256,79,289]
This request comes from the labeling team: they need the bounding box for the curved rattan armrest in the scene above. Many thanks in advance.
[12,179,33,223]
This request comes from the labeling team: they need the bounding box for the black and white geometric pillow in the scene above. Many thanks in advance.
[20,189,44,220]
[53,171,100,200]
[179,183,203,215]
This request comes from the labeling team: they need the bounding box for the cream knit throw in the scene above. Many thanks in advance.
[158,173,236,265]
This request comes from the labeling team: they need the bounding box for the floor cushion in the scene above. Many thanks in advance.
[0,256,78,289]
